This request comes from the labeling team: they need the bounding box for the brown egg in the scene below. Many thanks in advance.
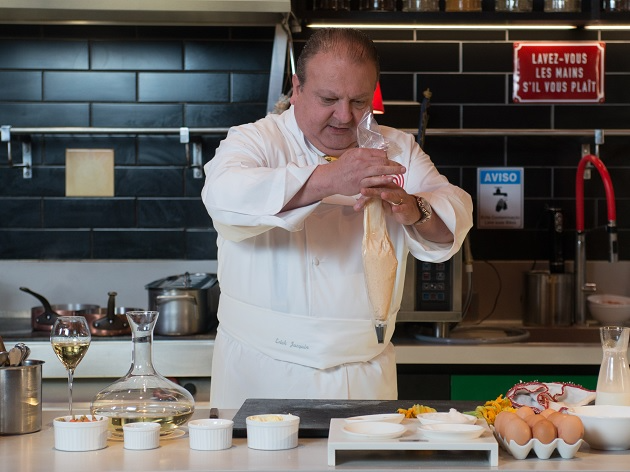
[494,411,517,436]
[532,418,557,444]
[546,411,565,428]
[515,406,536,419]
[525,413,546,428]
[503,415,532,446]
[557,415,585,445]
[540,408,558,418]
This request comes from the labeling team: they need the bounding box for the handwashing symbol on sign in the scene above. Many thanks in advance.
[494,187,508,212]
[477,168,523,229]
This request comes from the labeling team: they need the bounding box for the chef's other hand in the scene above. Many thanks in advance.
[354,185,422,226]
[331,148,405,197]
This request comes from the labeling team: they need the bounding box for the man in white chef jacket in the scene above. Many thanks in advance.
[201,28,473,409]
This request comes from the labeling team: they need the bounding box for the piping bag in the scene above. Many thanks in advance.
[357,112,398,343]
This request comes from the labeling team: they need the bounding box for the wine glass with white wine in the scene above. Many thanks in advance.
[50,315,91,416]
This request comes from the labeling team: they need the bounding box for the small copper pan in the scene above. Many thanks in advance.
[20,287,99,332]
[85,291,140,337]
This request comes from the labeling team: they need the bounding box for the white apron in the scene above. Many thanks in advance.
[210,328,398,410]
[210,293,398,409]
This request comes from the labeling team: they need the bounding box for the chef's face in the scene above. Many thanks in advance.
[291,51,377,157]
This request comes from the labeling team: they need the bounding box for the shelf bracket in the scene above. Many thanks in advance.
[191,141,203,179]
[180,126,201,178]
[1,125,32,179]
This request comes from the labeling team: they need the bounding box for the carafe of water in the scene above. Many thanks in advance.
[596,326,630,406]
[90,311,195,437]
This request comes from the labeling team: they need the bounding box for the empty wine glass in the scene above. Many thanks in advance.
[50,316,91,416]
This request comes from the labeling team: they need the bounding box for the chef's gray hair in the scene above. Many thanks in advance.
[295,28,380,90]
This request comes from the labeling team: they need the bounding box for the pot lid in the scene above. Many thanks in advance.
[145,272,217,290]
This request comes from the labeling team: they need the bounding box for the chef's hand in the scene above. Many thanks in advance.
[355,186,455,243]
[330,148,405,197]
[354,184,423,227]
[282,148,405,211]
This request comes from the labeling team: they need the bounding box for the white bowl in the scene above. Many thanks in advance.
[246,414,299,450]
[342,421,406,439]
[588,294,630,325]
[188,419,234,451]
[569,405,630,450]
[53,415,108,452]
[344,413,405,424]
[123,422,161,450]
[418,423,485,441]
[417,409,477,425]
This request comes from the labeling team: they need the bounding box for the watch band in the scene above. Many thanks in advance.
[415,196,432,225]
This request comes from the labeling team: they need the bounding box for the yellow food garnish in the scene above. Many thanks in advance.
[466,394,516,425]
[396,404,437,418]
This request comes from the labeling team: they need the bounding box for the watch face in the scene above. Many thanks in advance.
[416,197,432,223]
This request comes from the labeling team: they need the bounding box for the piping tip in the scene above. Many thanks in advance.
[375,323,386,344]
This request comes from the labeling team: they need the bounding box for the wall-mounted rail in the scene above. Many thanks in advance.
[3,126,630,180]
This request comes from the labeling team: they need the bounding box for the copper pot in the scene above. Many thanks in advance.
[20,287,99,332]
[82,291,141,337]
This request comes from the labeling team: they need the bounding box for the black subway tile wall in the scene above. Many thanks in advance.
[0,24,629,262]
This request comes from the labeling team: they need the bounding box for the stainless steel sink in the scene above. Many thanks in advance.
[524,325,601,343]
[408,322,602,344]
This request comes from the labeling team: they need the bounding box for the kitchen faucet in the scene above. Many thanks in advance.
[575,153,618,325]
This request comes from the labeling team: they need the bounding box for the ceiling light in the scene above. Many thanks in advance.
[307,23,577,30]
[585,24,630,30]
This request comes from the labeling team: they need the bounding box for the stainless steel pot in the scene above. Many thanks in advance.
[0,360,44,435]
[523,270,574,326]
[145,273,219,336]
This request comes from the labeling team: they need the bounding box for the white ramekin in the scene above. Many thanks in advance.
[123,422,161,450]
[53,415,108,452]
[188,418,234,451]
[245,414,300,450]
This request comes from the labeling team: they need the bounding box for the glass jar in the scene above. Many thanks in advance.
[596,326,630,406]
[544,0,581,11]
[445,0,482,11]
[495,0,533,11]
[359,0,397,10]
[90,311,195,437]
[402,0,440,11]
[604,0,630,11]
[314,0,351,10]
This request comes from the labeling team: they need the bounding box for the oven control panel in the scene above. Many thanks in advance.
[397,250,463,323]
[416,260,452,311]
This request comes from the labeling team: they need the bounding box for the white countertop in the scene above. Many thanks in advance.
[12,333,602,380]
[2,406,629,472]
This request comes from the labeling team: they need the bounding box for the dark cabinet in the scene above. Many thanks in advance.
[293,0,630,27]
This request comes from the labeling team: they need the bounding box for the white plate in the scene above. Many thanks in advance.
[417,410,477,425]
[344,413,405,424]
[342,421,406,439]
[418,423,485,441]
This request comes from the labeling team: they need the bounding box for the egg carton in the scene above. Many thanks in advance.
[492,427,583,460]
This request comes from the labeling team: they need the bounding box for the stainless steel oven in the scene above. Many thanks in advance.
[397,250,463,324]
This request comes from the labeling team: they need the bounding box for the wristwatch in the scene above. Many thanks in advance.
[415,196,432,225]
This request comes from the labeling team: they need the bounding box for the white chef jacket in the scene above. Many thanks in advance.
[201,106,472,409]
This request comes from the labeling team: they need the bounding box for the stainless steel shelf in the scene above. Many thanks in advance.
[418,128,630,137]
[5,127,230,135]
[5,126,630,137]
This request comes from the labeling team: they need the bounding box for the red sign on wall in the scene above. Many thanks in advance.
[513,42,605,103]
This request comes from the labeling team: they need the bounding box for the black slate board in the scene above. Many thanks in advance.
[231,399,478,438]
